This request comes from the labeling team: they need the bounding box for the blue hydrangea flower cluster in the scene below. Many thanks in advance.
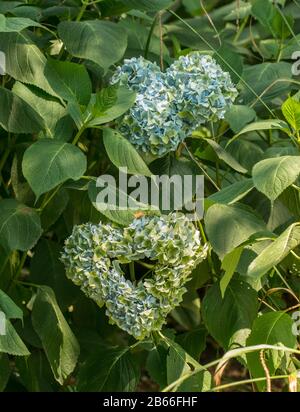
[111,53,238,156]
[61,213,208,340]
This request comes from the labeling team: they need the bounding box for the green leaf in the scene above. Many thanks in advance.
[0,354,10,391]
[164,336,211,392]
[0,87,44,134]
[0,319,30,356]
[15,352,58,392]
[240,62,292,106]
[248,223,300,279]
[202,279,258,349]
[171,289,201,330]
[252,156,300,201]
[58,20,127,72]
[226,139,264,171]
[0,289,23,320]
[282,96,300,132]
[86,85,136,127]
[205,203,266,259]
[205,139,247,173]
[220,247,243,297]
[12,82,73,140]
[213,44,243,84]
[88,178,157,226]
[0,199,42,252]
[146,345,168,389]
[30,239,79,310]
[227,120,290,146]
[22,140,87,199]
[103,128,152,176]
[40,188,69,231]
[77,347,140,391]
[0,32,58,97]
[45,59,92,106]
[0,2,22,14]
[176,327,207,361]
[166,345,192,385]
[207,179,254,206]
[246,312,297,391]
[120,0,173,11]
[252,0,276,35]
[225,105,256,133]
[0,13,42,32]
[224,1,252,21]
[280,186,300,218]
[32,286,80,385]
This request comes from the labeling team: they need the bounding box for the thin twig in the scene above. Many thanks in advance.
[260,350,272,392]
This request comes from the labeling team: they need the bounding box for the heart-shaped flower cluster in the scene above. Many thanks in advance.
[111,53,238,156]
[61,213,208,340]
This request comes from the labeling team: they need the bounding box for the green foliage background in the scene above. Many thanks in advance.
[0,0,300,392]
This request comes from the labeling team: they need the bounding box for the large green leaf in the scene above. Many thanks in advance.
[252,156,300,201]
[205,139,247,173]
[0,289,27,357]
[282,96,300,132]
[248,223,300,279]
[213,44,243,84]
[12,82,73,140]
[246,312,297,391]
[0,289,23,320]
[0,199,42,252]
[88,178,158,226]
[77,347,140,392]
[15,352,58,392]
[30,239,79,310]
[251,0,276,35]
[32,286,80,385]
[240,62,292,105]
[220,247,243,297]
[22,140,87,198]
[45,59,92,106]
[207,179,254,206]
[161,334,211,392]
[86,85,136,127]
[0,319,30,356]
[227,120,290,147]
[0,2,22,14]
[202,279,258,349]
[103,128,152,176]
[225,105,256,133]
[0,14,42,32]
[0,87,44,134]
[205,203,266,259]
[58,20,127,72]
[176,327,207,361]
[120,0,173,11]
[0,32,58,97]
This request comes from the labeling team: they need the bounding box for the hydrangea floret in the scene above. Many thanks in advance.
[61,213,208,340]
[111,53,238,156]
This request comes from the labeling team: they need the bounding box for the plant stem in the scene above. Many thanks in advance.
[144,14,158,59]
[76,0,89,22]
[8,251,27,293]
[136,261,155,270]
[210,374,290,392]
[72,124,86,145]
